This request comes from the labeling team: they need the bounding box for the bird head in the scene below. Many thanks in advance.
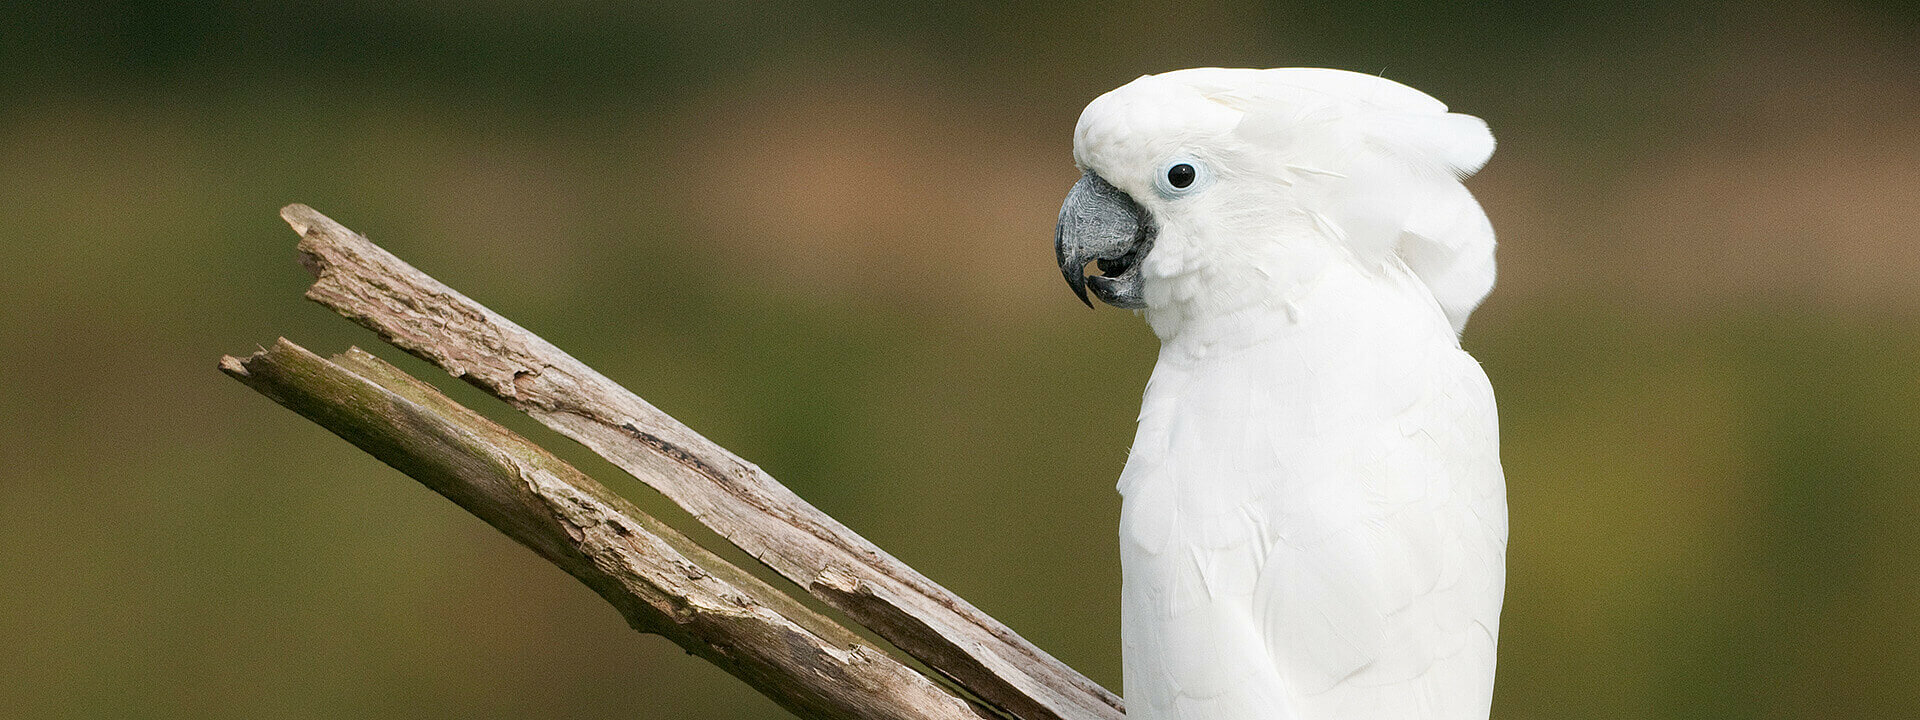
[1055,68,1497,334]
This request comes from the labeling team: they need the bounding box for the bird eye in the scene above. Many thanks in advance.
[1166,163,1196,189]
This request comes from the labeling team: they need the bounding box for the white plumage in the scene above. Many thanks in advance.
[1063,68,1506,720]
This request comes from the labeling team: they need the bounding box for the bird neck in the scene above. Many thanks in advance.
[1141,230,1451,365]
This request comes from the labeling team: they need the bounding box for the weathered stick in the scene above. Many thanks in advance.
[221,339,991,720]
[281,203,1123,720]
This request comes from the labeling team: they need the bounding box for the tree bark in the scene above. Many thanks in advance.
[275,203,1122,720]
[222,339,992,720]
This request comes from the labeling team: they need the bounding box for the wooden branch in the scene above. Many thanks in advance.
[221,338,991,720]
[280,203,1123,720]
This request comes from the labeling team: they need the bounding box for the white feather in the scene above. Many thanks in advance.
[1074,68,1508,720]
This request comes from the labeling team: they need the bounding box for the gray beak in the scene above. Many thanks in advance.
[1055,172,1152,309]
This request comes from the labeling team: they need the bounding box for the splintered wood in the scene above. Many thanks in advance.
[261,204,1123,720]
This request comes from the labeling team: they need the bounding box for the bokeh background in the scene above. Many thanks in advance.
[4,2,1918,718]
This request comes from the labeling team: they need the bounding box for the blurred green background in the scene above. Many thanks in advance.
[4,1,1917,718]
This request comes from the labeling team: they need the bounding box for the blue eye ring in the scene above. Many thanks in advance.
[1156,157,1205,195]
[1167,163,1196,188]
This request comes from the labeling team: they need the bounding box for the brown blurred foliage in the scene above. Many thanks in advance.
[2,1,1916,718]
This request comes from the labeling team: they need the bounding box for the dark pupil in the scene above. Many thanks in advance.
[1167,163,1196,188]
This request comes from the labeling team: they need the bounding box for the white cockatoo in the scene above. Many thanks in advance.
[1055,68,1507,720]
